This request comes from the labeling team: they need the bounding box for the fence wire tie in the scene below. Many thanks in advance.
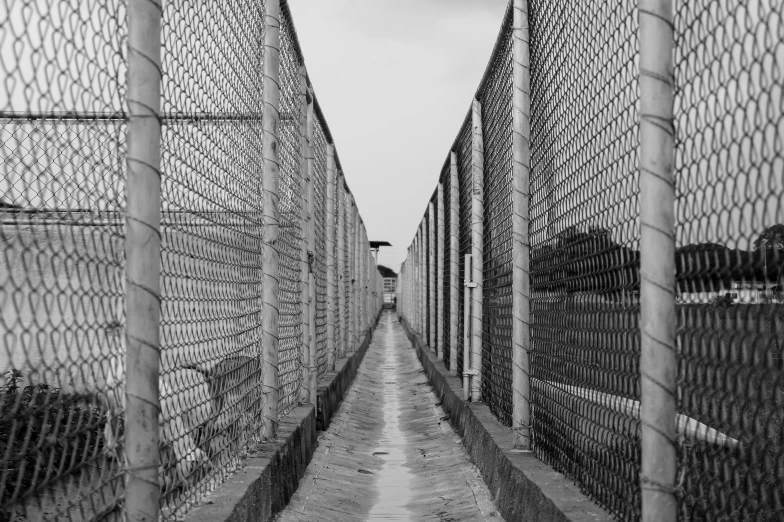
[639,466,685,496]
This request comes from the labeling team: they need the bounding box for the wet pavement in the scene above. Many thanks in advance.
[276,311,502,522]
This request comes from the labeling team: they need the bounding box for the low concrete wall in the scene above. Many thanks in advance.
[188,404,317,522]
[189,308,383,522]
[399,316,612,522]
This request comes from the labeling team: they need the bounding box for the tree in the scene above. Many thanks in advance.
[531,226,639,301]
[752,225,784,288]
[753,224,784,252]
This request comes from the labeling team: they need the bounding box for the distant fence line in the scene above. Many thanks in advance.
[397,0,783,521]
[0,0,382,520]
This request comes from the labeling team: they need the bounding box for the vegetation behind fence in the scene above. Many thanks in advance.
[397,0,783,520]
[0,0,382,520]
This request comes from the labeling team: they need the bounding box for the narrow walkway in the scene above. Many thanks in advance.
[276,311,503,521]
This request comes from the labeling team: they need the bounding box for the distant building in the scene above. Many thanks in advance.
[677,279,781,304]
[377,265,397,306]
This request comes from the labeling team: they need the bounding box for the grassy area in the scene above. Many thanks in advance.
[0,381,107,511]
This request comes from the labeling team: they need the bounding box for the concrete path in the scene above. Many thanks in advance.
[275,311,503,522]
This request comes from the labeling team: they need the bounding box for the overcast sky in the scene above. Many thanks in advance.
[288,0,509,272]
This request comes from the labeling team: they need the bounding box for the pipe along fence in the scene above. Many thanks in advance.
[0,0,384,520]
[397,0,784,520]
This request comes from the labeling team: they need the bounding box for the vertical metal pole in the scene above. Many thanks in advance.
[462,254,472,402]
[126,0,161,517]
[428,202,436,352]
[449,153,460,375]
[298,68,312,405]
[437,182,445,361]
[512,0,532,451]
[640,0,677,520]
[337,175,346,359]
[261,0,281,439]
[470,99,485,403]
[326,145,337,370]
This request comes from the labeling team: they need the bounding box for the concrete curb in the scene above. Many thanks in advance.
[399,316,613,522]
[188,309,383,522]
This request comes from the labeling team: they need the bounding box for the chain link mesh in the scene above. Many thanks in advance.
[528,1,641,518]
[342,187,351,356]
[312,120,328,378]
[479,20,514,427]
[425,207,431,345]
[158,0,268,517]
[441,163,452,370]
[674,1,784,519]
[0,0,381,519]
[456,118,474,379]
[431,195,438,351]
[276,11,304,420]
[0,0,127,519]
[332,172,341,360]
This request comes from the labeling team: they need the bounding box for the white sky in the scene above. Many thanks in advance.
[287,0,509,272]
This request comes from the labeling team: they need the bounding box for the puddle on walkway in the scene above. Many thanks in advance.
[367,323,415,521]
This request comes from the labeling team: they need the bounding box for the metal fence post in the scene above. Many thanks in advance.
[511,0,532,451]
[437,182,445,361]
[337,174,346,359]
[301,77,316,405]
[326,145,337,370]
[449,152,460,375]
[261,0,281,439]
[126,0,162,517]
[428,201,436,352]
[470,99,485,403]
[640,0,677,520]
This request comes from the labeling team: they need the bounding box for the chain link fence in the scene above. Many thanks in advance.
[456,118,474,380]
[0,0,381,519]
[398,0,783,520]
[675,1,784,519]
[312,118,329,379]
[479,14,515,427]
[441,162,453,370]
[529,0,642,518]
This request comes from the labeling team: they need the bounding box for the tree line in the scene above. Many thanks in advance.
[530,224,784,300]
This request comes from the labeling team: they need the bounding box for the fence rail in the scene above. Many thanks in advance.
[397,0,784,520]
[0,0,382,519]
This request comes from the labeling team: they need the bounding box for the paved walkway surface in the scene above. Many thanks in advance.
[275,311,503,522]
